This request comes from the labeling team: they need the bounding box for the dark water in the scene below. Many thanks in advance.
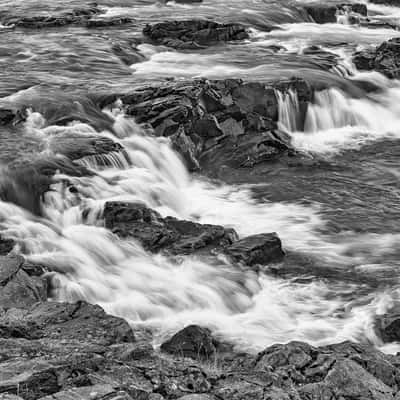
[1,0,400,352]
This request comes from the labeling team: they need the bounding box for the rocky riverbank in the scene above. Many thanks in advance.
[2,0,400,398]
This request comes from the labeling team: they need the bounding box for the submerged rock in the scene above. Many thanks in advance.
[353,38,400,78]
[143,20,249,49]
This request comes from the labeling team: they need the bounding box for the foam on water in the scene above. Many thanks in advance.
[0,107,396,352]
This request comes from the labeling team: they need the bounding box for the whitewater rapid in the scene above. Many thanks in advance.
[0,93,398,353]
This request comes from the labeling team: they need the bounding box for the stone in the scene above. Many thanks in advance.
[160,325,219,359]
[305,3,367,24]
[97,78,313,177]
[225,233,285,265]
[103,202,238,255]
[0,255,47,309]
[0,301,135,344]
[143,20,248,49]
[38,385,133,400]
[376,313,400,342]
[353,38,400,78]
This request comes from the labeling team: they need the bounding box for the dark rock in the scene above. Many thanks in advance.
[86,16,134,28]
[102,78,313,175]
[0,236,15,256]
[48,134,129,167]
[369,0,400,5]
[165,0,202,3]
[353,38,400,78]
[225,233,284,265]
[143,20,249,49]
[0,300,135,344]
[305,3,367,24]
[0,156,93,215]
[0,109,16,125]
[104,201,238,255]
[0,255,47,309]
[161,325,219,359]
[376,313,400,342]
[3,3,102,29]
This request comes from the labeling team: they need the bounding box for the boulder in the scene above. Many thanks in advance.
[305,3,367,24]
[103,202,238,255]
[160,325,219,359]
[375,313,400,343]
[225,233,285,266]
[0,300,135,344]
[353,38,400,78]
[143,20,248,49]
[0,255,47,309]
[97,78,312,176]
[86,17,134,28]
[0,236,15,256]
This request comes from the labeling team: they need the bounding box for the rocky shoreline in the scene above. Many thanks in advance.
[2,0,400,399]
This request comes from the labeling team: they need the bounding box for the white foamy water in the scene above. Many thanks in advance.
[0,105,396,353]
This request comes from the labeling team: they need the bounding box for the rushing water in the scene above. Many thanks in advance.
[1,0,400,354]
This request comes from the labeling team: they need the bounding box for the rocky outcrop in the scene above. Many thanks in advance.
[103,202,285,266]
[369,0,400,5]
[143,20,249,49]
[104,201,238,255]
[353,38,400,78]
[86,16,134,28]
[161,325,220,359]
[305,3,367,24]
[98,78,313,177]
[225,233,285,265]
[2,3,102,29]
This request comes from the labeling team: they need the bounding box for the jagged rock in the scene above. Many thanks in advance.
[97,78,312,176]
[143,20,248,49]
[353,38,400,78]
[2,3,102,29]
[104,202,238,255]
[161,325,219,359]
[0,255,47,309]
[305,3,367,24]
[225,233,284,265]
[0,109,16,125]
[0,300,135,344]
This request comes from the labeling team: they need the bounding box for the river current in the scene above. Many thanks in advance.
[1,0,400,354]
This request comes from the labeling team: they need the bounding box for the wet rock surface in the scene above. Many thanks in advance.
[104,201,238,255]
[353,38,400,78]
[104,201,285,265]
[99,78,313,176]
[305,3,367,24]
[143,20,249,49]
